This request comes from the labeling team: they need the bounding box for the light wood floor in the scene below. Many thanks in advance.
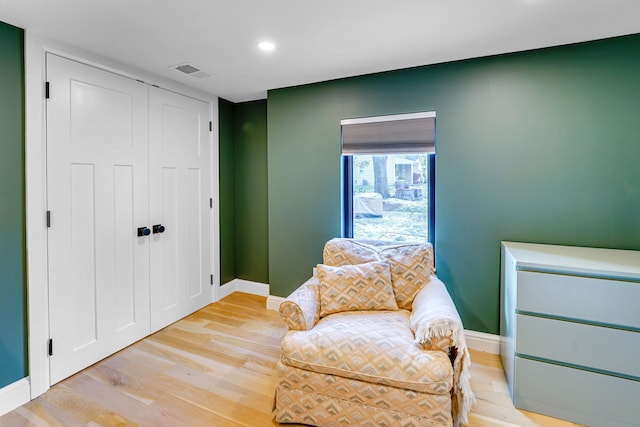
[0,292,583,427]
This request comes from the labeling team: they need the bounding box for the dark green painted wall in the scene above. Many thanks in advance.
[219,98,236,285]
[0,21,26,388]
[234,100,269,283]
[1,23,636,388]
[267,34,640,334]
[219,99,269,285]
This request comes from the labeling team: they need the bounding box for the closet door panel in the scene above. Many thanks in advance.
[160,167,179,309]
[113,165,137,329]
[149,87,211,332]
[46,54,150,384]
[187,168,204,299]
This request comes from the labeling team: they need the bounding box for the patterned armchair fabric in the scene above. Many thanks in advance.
[275,239,474,427]
[323,238,435,309]
[279,277,320,331]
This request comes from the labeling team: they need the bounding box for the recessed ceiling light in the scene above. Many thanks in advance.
[258,41,276,52]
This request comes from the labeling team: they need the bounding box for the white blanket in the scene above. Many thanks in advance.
[411,276,476,427]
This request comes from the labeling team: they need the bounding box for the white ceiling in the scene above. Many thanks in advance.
[1,0,640,102]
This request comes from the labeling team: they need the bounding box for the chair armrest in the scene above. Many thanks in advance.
[278,277,320,331]
[410,275,463,352]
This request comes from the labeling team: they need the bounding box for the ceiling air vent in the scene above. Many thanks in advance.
[171,62,211,79]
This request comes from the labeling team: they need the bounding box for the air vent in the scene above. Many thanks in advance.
[171,62,211,80]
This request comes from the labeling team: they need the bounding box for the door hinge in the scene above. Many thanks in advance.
[46,211,51,228]
[48,339,53,356]
[45,82,50,99]
[210,274,214,285]
[209,121,213,132]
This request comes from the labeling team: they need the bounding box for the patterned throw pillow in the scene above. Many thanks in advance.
[378,244,434,310]
[316,260,398,317]
[322,238,380,266]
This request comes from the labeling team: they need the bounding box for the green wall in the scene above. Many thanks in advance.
[218,98,236,285]
[219,99,269,285]
[0,21,26,388]
[233,100,269,283]
[267,34,640,334]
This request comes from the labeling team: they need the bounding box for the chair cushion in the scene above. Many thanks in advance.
[322,238,380,266]
[316,260,398,317]
[280,310,453,395]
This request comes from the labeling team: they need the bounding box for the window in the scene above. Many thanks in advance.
[341,112,435,244]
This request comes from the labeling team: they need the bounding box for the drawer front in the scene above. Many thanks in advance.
[516,314,640,378]
[517,271,640,329]
[515,357,639,427]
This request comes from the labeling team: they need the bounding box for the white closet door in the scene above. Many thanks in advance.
[149,87,211,332]
[46,54,151,384]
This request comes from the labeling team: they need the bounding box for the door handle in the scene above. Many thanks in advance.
[137,226,151,237]
[152,224,166,234]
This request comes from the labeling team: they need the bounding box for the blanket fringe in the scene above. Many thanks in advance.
[415,322,476,427]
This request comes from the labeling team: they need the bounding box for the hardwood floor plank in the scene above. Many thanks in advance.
[16,397,84,427]
[64,372,187,427]
[42,383,135,426]
[520,410,584,427]
[0,292,584,427]
[132,340,218,373]
[99,352,260,426]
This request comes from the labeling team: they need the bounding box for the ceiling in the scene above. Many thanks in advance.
[1,0,640,102]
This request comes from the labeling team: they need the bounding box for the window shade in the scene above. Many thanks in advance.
[341,115,435,155]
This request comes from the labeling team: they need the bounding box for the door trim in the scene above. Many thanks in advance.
[25,32,220,399]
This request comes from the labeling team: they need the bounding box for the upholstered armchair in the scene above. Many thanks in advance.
[274,238,474,427]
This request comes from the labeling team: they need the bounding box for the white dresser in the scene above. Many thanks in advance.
[500,242,640,427]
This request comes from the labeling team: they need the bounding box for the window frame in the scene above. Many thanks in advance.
[341,111,436,245]
[342,152,435,245]
[342,155,355,239]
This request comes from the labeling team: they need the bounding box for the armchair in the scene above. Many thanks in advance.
[274,239,474,427]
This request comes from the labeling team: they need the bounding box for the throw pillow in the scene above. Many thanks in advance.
[378,243,434,310]
[316,260,398,317]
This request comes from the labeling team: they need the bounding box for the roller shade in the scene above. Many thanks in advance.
[341,113,435,155]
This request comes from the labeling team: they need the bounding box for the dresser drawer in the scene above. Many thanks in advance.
[517,271,640,329]
[515,357,638,427]
[516,314,640,378]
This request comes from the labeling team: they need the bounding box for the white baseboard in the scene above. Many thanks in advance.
[235,279,270,296]
[267,295,285,311]
[219,279,270,299]
[0,377,30,417]
[219,280,236,299]
[464,330,501,354]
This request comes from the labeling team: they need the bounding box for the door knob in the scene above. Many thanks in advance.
[137,226,151,237]
[152,224,166,234]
